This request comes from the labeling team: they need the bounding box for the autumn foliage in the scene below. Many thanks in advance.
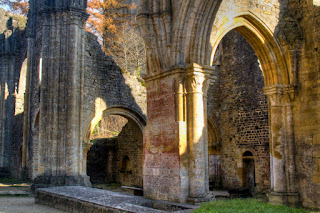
[86,0,145,76]
[86,0,136,54]
[0,0,28,16]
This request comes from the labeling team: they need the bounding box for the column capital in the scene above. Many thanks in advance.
[82,142,93,153]
[185,72,209,94]
[185,63,217,95]
[263,84,295,106]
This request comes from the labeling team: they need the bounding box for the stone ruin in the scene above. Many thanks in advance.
[0,0,320,209]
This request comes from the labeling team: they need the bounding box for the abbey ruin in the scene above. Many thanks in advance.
[0,0,320,210]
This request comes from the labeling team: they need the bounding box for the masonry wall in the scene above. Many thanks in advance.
[207,31,270,193]
[114,121,143,188]
[289,1,320,208]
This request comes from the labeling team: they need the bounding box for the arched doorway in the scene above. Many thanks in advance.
[207,120,222,190]
[84,107,145,191]
[242,151,255,192]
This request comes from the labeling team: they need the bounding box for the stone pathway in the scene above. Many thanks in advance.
[0,181,66,212]
[0,196,67,213]
[0,182,31,196]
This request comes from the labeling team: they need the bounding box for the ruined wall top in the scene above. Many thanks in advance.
[38,0,87,11]
[28,0,87,19]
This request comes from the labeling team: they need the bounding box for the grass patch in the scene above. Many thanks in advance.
[0,178,24,184]
[193,199,309,213]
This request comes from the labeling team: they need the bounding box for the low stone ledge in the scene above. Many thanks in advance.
[36,186,197,213]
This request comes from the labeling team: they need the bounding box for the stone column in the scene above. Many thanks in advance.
[34,2,90,188]
[0,31,15,172]
[186,63,214,204]
[264,85,299,206]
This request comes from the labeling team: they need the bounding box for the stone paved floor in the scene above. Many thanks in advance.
[0,196,67,213]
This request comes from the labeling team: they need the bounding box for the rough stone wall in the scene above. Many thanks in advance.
[114,121,143,188]
[207,31,270,193]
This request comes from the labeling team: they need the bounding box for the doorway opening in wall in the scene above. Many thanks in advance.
[86,114,143,195]
[207,30,271,197]
[242,151,255,193]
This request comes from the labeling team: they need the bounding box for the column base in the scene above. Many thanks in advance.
[268,191,300,206]
[187,193,214,205]
[31,174,92,192]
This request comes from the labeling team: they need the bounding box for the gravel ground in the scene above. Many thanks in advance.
[0,196,68,213]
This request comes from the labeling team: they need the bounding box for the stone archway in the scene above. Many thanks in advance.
[138,0,298,205]
[205,15,297,204]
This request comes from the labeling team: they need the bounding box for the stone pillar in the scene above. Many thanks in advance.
[185,63,215,204]
[264,85,299,206]
[0,31,15,172]
[143,71,188,202]
[33,1,90,188]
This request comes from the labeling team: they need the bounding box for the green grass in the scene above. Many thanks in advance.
[193,199,309,213]
[0,178,24,184]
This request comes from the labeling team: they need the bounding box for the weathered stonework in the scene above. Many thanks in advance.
[138,0,320,208]
[1,0,320,210]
